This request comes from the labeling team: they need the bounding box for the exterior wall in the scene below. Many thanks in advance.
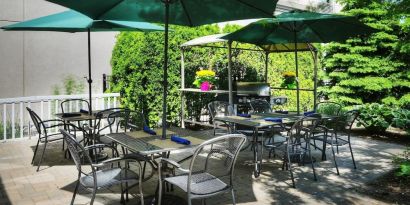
[0,0,117,98]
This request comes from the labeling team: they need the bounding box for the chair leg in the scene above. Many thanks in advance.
[286,153,296,188]
[335,132,339,154]
[90,188,97,205]
[231,189,236,205]
[71,179,80,205]
[31,139,40,164]
[37,142,47,172]
[307,143,317,181]
[330,134,340,175]
[349,141,357,169]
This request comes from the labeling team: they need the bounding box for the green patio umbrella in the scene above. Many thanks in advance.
[222,10,377,114]
[2,10,164,114]
[44,0,278,138]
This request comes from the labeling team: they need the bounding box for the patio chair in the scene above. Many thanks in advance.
[158,134,247,205]
[208,101,234,136]
[279,115,321,188]
[27,107,66,172]
[60,99,91,137]
[60,99,90,114]
[310,110,359,174]
[60,129,146,205]
[249,99,272,114]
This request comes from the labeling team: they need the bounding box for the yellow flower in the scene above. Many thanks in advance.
[282,71,296,77]
[196,70,215,77]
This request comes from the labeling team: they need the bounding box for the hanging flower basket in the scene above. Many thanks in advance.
[281,71,297,89]
[193,69,216,91]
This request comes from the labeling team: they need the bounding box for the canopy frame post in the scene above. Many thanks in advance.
[293,24,300,115]
[228,41,233,106]
[264,51,269,82]
[180,48,186,128]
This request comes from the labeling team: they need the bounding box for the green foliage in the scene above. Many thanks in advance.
[391,108,410,134]
[52,74,85,95]
[0,121,22,139]
[393,147,410,177]
[357,103,394,133]
[321,1,409,106]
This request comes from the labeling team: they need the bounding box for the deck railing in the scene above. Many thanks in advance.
[0,93,120,141]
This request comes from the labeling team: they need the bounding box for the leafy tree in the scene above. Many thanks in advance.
[320,0,409,107]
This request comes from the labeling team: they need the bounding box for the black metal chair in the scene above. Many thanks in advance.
[311,110,360,174]
[249,99,272,114]
[27,107,66,171]
[208,101,234,136]
[60,99,90,114]
[278,115,322,188]
[158,134,247,205]
[60,129,145,205]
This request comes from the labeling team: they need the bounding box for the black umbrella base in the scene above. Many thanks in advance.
[142,194,187,205]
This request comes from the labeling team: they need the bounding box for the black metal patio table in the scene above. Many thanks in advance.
[104,127,207,205]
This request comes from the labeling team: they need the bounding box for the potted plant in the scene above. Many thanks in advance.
[281,71,297,89]
[193,69,216,91]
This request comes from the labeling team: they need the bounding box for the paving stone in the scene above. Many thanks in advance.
[0,131,405,205]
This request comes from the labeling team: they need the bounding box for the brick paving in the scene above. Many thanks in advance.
[0,130,405,205]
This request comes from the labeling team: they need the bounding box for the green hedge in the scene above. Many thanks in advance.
[111,25,317,126]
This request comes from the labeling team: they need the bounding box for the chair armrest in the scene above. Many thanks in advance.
[160,158,189,173]
[92,157,139,168]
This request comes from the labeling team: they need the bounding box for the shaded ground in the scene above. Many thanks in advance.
[0,129,406,205]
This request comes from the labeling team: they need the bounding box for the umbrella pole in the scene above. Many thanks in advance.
[87,29,93,114]
[293,28,300,115]
[161,1,170,139]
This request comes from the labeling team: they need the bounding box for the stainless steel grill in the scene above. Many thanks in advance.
[234,82,271,113]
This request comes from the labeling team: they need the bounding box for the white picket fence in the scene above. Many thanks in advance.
[0,93,120,141]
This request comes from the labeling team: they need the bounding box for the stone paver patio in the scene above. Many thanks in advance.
[0,130,405,205]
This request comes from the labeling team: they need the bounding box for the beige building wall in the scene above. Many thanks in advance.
[0,0,117,98]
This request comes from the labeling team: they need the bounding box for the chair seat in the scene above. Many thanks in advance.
[80,168,138,188]
[165,172,228,196]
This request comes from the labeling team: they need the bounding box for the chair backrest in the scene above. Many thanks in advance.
[93,108,129,135]
[126,111,148,132]
[60,99,90,114]
[106,109,131,133]
[314,102,342,116]
[60,128,94,176]
[287,115,322,150]
[249,99,272,113]
[208,101,233,120]
[342,110,359,132]
[26,107,45,136]
[187,134,246,195]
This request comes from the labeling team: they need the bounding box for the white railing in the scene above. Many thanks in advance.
[0,93,120,141]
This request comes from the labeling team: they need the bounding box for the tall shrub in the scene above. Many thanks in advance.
[320,1,409,106]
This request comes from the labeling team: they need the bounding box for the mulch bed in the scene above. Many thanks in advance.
[355,169,410,204]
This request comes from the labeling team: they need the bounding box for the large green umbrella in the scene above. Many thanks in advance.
[45,0,278,138]
[2,10,164,114]
[222,10,377,114]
